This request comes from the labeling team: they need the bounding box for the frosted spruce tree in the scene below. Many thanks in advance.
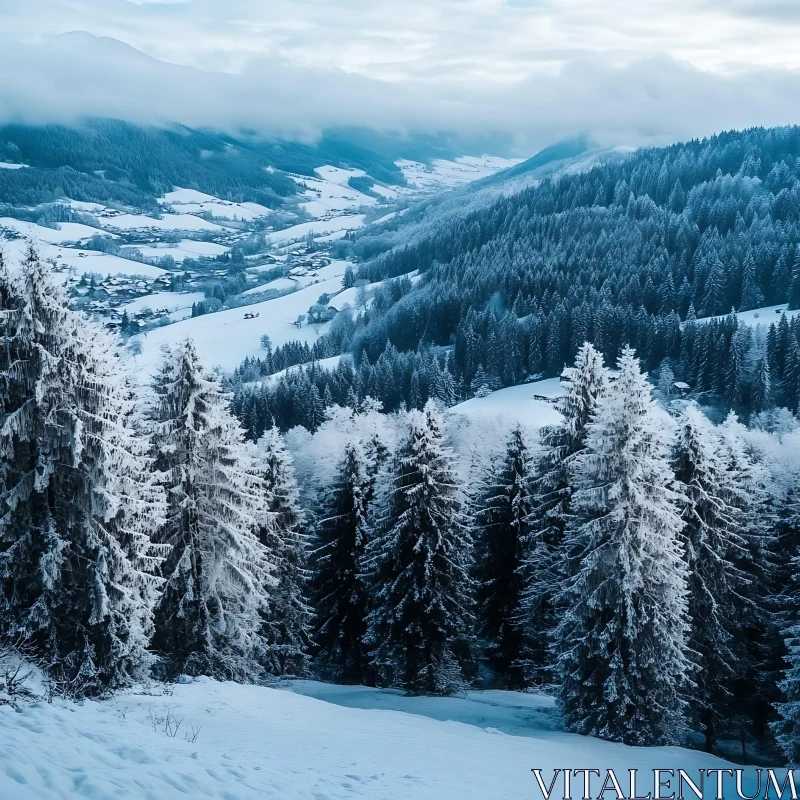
[717,411,775,742]
[672,405,755,751]
[364,400,475,695]
[311,441,372,683]
[553,346,691,746]
[473,425,534,688]
[0,248,164,695]
[150,340,272,681]
[256,428,311,677]
[517,341,608,680]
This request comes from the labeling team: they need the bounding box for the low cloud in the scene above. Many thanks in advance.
[1,30,800,154]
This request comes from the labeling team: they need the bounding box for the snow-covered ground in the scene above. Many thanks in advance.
[0,677,756,800]
[131,275,345,373]
[0,234,167,279]
[159,188,271,221]
[119,291,205,317]
[242,260,350,296]
[396,156,523,192]
[446,379,564,462]
[0,217,106,244]
[266,215,365,246]
[121,239,230,263]
[449,379,563,430]
[292,166,378,218]
[97,212,227,233]
[702,303,800,327]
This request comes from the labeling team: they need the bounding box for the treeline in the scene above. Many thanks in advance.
[0,119,296,208]
[228,339,333,386]
[229,302,800,435]
[229,345,459,436]
[0,119,416,211]
[0,164,160,210]
[259,126,800,423]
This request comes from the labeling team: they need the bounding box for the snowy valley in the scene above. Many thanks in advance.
[6,116,800,800]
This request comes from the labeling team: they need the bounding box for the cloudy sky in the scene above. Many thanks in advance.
[3,0,800,152]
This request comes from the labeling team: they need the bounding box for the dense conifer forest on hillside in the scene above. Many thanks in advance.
[0,119,421,211]
[238,127,800,433]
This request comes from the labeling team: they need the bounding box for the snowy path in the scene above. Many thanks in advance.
[1,677,756,799]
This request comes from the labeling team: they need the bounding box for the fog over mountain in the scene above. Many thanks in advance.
[4,0,800,151]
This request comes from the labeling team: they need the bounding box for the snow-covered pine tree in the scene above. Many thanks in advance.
[0,247,164,696]
[517,341,608,681]
[753,357,774,413]
[789,245,800,311]
[717,411,775,743]
[672,405,753,751]
[311,441,372,683]
[364,400,475,695]
[150,339,272,681]
[256,428,311,677]
[740,254,765,312]
[553,346,691,746]
[773,484,800,765]
[473,425,534,688]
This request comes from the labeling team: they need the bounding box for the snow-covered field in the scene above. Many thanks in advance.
[159,188,271,221]
[703,303,800,327]
[122,240,231,262]
[119,290,205,317]
[242,260,351,296]
[59,253,165,279]
[293,166,379,218]
[97,212,227,233]
[0,677,754,800]
[131,275,345,373]
[266,215,365,246]
[449,379,564,430]
[445,379,564,462]
[0,234,167,279]
[0,217,106,244]
[396,156,523,191]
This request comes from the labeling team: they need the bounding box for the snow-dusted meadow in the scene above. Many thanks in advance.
[396,156,524,191]
[130,275,345,373]
[159,188,272,221]
[1,677,753,800]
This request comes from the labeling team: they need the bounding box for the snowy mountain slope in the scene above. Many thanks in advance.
[1,237,166,279]
[445,380,564,463]
[293,166,379,218]
[265,215,366,246]
[159,188,272,221]
[396,156,523,191]
[0,217,109,245]
[449,380,564,430]
[131,274,346,373]
[242,260,351,296]
[121,239,231,263]
[97,212,227,233]
[702,303,800,327]
[119,291,205,317]
[343,145,621,267]
[0,678,757,800]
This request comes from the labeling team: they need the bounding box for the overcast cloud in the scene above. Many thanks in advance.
[3,0,800,152]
